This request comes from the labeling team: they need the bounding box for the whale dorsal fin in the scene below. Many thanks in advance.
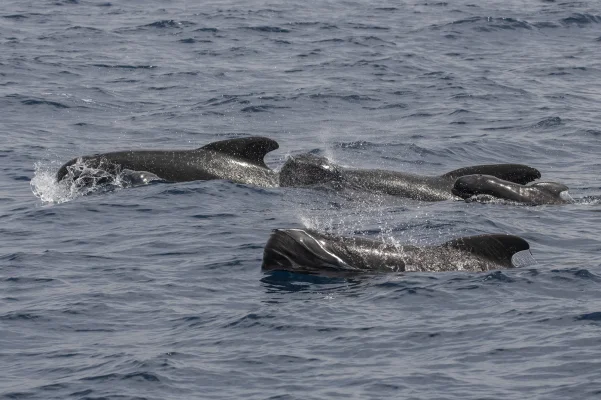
[201,136,279,168]
[443,234,531,268]
[442,164,541,185]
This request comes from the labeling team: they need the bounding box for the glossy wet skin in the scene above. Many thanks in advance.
[452,174,571,205]
[279,153,542,201]
[56,137,280,188]
[262,229,531,275]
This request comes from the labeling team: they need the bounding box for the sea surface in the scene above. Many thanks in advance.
[2,0,601,399]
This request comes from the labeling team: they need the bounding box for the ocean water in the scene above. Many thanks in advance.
[2,0,601,398]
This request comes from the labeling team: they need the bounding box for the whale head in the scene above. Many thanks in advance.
[262,229,356,274]
[451,174,508,199]
[530,181,570,199]
[452,174,570,204]
[279,153,343,187]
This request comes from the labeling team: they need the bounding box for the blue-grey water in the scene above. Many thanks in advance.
[2,0,601,398]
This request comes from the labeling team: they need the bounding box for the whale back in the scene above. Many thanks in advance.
[443,234,531,268]
[442,164,541,185]
[57,136,279,184]
[200,136,279,168]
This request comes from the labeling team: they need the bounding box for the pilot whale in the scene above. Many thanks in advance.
[56,136,279,187]
[452,175,571,205]
[278,153,541,201]
[262,228,533,275]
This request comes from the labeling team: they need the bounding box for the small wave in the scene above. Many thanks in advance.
[532,116,562,128]
[225,313,275,328]
[570,268,601,281]
[141,20,196,29]
[364,103,408,110]
[65,26,103,33]
[313,38,345,43]
[351,36,395,45]
[450,16,481,25]
[309,93,378,102]
[2,14,29,20]
[21,99,69,109]
[442,16,534,31]
[482,270,515,283]
[240,104,289,113]
[178,38,212,44]
[80,371,161,382]
[583,129,601,136]
[575,312,601,321]
[481,125,517,131]
[533,21,561,29]
[451,93,497,100]
[480,17,533,31]
[245,26,290,33]
[4,277,55,283]
[348,23,390,30]
[561,13,601,25]
[406,112,435,118]
[92,64,156,69]
[0,312,42,321]
[286,22,338,30]
[193,27,218,33]
[201,95,248,108]
[148,85,183,91]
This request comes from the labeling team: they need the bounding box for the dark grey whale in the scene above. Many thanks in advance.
[56,136,279,187]
[279,153,541,201]
[452,175,571,205]
[262,228,533,275]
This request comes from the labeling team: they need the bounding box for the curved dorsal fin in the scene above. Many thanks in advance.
[442,164,541,185]
[443,234,531,268]
[201,136,279,168]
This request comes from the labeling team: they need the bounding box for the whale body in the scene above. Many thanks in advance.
[452,175,571,205]
[56,136,279,187]
[279,153,541,201]
[262,228,533,276]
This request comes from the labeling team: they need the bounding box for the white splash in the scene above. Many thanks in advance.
[30,159,159,205]
[30,161,79,204]
[559,190,574,203]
